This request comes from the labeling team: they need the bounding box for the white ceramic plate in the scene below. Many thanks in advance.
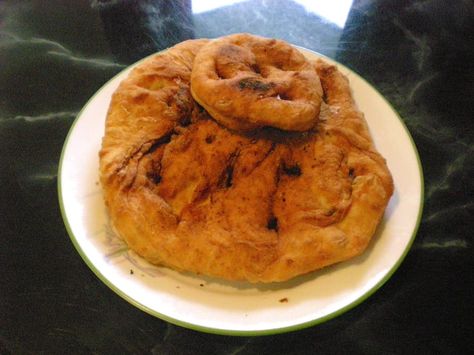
[58,47,423,335]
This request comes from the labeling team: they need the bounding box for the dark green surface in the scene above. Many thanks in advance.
[1,0,473,353]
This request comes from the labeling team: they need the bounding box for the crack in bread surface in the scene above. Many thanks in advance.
[128,112,354,235]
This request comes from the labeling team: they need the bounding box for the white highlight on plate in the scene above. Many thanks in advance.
[59,48,422,335]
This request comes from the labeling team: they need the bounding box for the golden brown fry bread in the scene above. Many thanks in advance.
[99,37,393,283]
[191,33,323,131]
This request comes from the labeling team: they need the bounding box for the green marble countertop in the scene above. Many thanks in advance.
[1,0,472,353]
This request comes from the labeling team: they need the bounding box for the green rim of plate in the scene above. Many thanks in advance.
[57,46,424,336]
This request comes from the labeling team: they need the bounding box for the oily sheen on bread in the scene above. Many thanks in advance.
[99,35,393,283]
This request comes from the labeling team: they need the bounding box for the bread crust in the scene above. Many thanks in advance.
[191,33,323,132]
[99,37,393,283]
